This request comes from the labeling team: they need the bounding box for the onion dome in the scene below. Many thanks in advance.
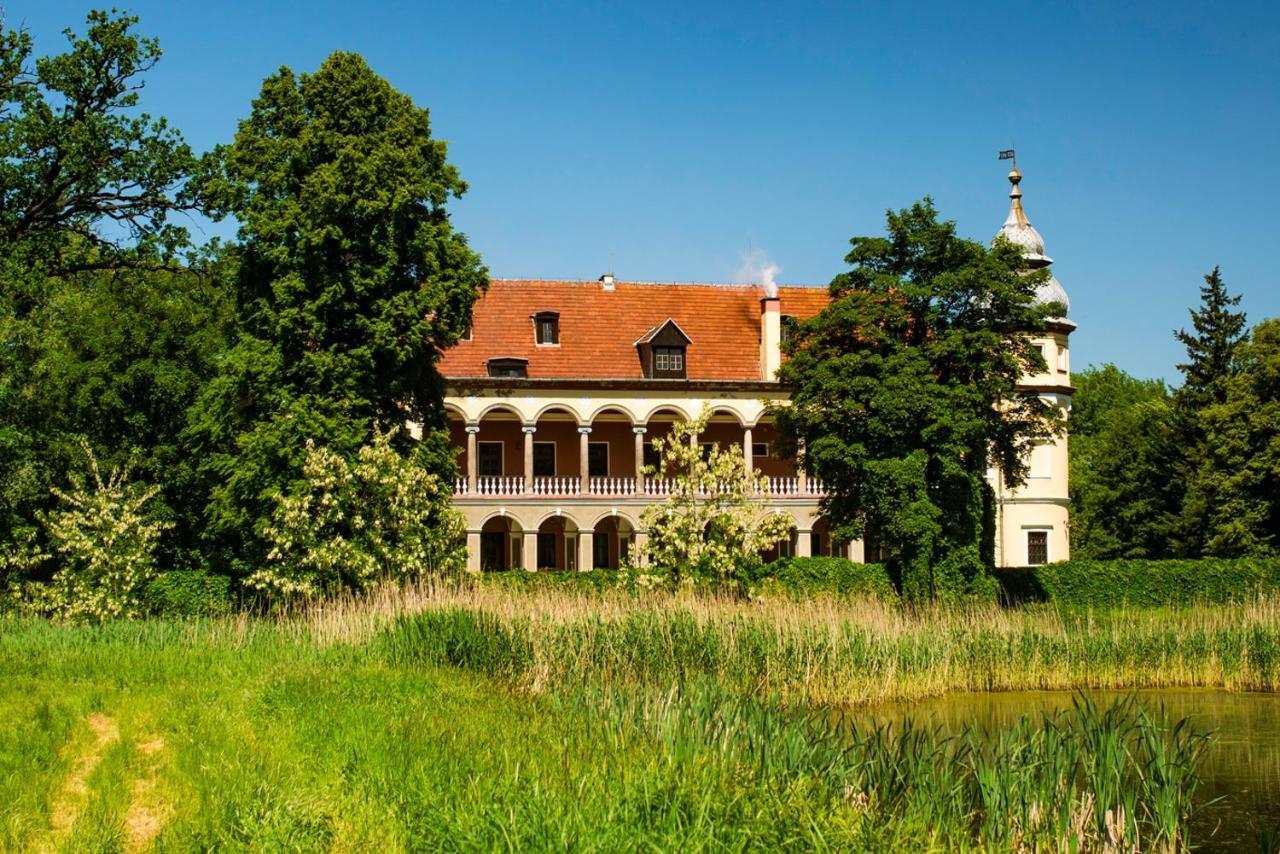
[994,166,1069,319]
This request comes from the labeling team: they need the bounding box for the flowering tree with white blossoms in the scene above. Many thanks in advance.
[41,442,170,622]
[253,426,465,599]
[638,409,795,583]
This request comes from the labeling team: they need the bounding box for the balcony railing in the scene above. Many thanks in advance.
[454,475,825,498]
[533,476,579,496]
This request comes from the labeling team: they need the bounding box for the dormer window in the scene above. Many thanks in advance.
[634,319,693,380]
[653,346,685,378]
[533,311,559,345]
[486,357,528,378]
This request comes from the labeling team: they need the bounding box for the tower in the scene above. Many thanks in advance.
[991,165,1075,567]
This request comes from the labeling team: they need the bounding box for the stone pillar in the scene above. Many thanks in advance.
[848,539,865,563]
[633,531,649,566]
[465,425,480,493]
[796,529,812,557]
[796,438,808,494]
[522,425,536,493]
[466,530,482,572]
[743,426,754,472]
[522,530,538,572]
[578,426,592,494]
[579,530,593,572]
[633,426,647,488]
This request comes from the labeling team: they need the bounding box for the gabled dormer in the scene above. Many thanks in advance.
[634,319,692,379]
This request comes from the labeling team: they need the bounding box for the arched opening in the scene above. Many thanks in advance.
[479,515,523,571]
[641,406,689,480]
[759,522,799,565]
[587,406,637,495]
[535,514,581,571]
[529,406,580,496]
[590,513,637,569]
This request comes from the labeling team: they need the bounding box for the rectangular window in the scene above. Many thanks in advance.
[752,442,769,459]
[533,442,556,478]
[478,442,503,477]
[653,346,686,378]
[810,531,822,557]
[537,533,556,569]
[588,443,609,477]
[1057,347,1069,373]
[1029,441,1051,479]
[1027,530,1049,566]
[533,312,560,345]
[486,358,527,378]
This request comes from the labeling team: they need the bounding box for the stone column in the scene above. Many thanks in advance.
[465,425,480,493]
[522,530,538,572]
[522,425,536,493]
[848,539,865,563]
[465,530,482,572]
[797,438,808,494]
[796,529,812,557]
[578,530,593,572]
[743,426,754,473]
[578,426,592,494]
[633,426,647,489]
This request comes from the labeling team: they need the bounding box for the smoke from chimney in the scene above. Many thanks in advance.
[736,248,781,299]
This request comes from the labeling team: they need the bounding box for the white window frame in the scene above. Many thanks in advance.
[1025,527,1051,566]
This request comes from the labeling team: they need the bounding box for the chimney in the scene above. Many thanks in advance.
[599,273,615,291]
[760,293,781,380]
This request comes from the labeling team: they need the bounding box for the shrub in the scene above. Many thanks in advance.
[252,427,466,600]
[995,558,1280,608]
[752,557,895,598]
[40,443,170,622]
[144,570,233,618]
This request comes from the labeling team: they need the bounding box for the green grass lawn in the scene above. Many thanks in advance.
[2,582,1255,852]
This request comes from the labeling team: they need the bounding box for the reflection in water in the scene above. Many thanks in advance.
[850,690,1280,852]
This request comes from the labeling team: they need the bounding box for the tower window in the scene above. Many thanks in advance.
[1026,530,1049,566]
[533,311,560,345]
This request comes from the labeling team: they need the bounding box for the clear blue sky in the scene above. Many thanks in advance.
[14,1,1279,383]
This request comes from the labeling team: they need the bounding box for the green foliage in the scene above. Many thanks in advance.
[0,10,195,286]
[39,443,170,622]
[774,199,1063,601]
[143,570,232,618]
[1187,318,1280,556]
[254,428,466,599]
[188,50,487,569]
[995,558,1280,608]
[638,408,794,584]
[1174,266,1247,412]
[751,557,895,598]
[1068,365,1180,559]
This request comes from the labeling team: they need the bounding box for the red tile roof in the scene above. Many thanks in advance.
[440,280,831,381]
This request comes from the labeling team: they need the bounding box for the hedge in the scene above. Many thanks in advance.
[144,570,233,618]
[751,557,895,599]
[994,559,1280,608]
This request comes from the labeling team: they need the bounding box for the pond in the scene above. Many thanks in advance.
[857,690,1280,852]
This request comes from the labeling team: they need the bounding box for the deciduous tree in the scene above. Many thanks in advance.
[773,200,1063,601]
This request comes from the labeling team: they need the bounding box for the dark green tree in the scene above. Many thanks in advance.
[0,11,206,556]
[1173,267,1247,411]
[1193,319,1280,556]
[188,52,487,570]
[0,10,195,292]
[1068,365,1178,559]
[773,200,1064,601]
[1172,267,1248,555]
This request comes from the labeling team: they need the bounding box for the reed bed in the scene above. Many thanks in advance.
[367,579,1280,705]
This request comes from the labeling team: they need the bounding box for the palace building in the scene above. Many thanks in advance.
[438,169,1073,572]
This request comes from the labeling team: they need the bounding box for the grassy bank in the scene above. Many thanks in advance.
[1,582,1264,850]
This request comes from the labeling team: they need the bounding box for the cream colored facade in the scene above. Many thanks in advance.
[443,168,1073,572]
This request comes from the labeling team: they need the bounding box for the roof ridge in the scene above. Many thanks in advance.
[488,278,825,289]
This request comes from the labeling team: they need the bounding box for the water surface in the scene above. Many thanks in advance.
[853,690,1280,851]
